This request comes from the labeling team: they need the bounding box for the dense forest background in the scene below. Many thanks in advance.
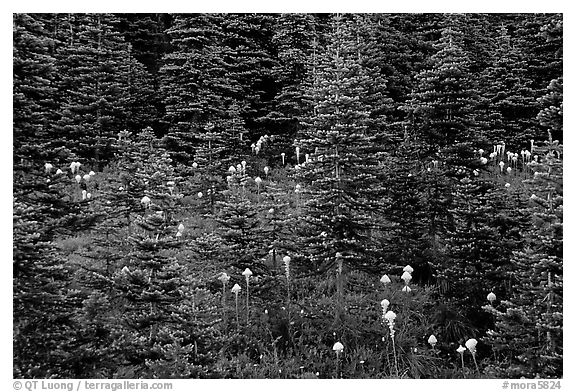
[13,13,562,379]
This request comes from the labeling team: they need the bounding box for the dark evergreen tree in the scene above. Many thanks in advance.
[537,77,562,143]
[13,14,59,164]
[485,139,562,378]
[52,13,130,167]
[296,14,387,275]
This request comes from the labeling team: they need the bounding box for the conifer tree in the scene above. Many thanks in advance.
[160,14,245,165]
[265,13,317,156]
[13,14,59,163]
[537,77,562,143]
[485,139,562,378]
[52,14,130,166]
[296,14,387,275]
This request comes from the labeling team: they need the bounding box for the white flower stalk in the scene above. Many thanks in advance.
[86,193,91,199]
[283,256,291,281]
[232,283,241,327]
[44,163,53,173]
[296,146,300,163]
[82,190,87,200]
[89,171,96,176]
[480,157,488,165]
[332,341,344,377]
[401,271,412,285]
[219,272,230,311]
[403,265,414,273]
[197,192,203,198]
[505,183,511,188]
[55,169,63,175]
[75,175,82,183]
[402,285,412,292]
[242,268,253,325]
[255,177,262,200]
[384,310,399,376]
[70,161,81,174]
[380,299,390,315]
[141,196,151,208]
[192,162,198,169]
[295,184,301,193]
[499,161,505,173]
[384,311,396,338]
[229,166,236,173]
[507,166,512,174]
[487,292,496,304]
[264,166,270,177]
[457,345,466,375]
[178,223,185,233]
[333,342,344,355]
[380,274,391,285]
[465,338,478,354]
[176,231,182,238]
[281,152,286,165]
[465,338,480,373]
[428,334,437,348]
[83,174,91,182]
[219,272,230,285]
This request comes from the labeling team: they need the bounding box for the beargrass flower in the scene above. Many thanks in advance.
[89,171,95,176]
[178,223,185,233]
[505,183,510,188]
[402,285,412,292]
[219,272,230,285]
[380,274,391,284]
[83,174,91,182]
[401,271,412,284]
[198,192,203,198]
[44,163,53,173]
[75,175,82,183]
[380,299,390,314]
[384,310,396,322]
[141,196,151,207]
[333,342,344,354]
[465,338,478,354]
[56,169,63,175]
[428,334,437,348]
[487,292,496,303]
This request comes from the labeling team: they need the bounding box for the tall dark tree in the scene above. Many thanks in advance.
[296,14,387,275]
[13,14,59,163]
[52,14,130,167]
